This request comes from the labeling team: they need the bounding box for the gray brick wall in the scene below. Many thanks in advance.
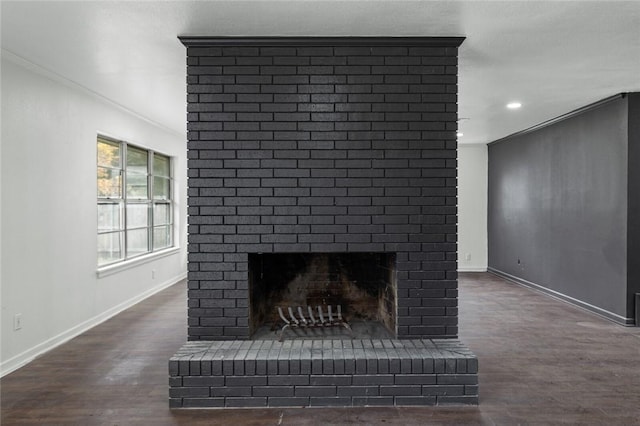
[183,38,463,340]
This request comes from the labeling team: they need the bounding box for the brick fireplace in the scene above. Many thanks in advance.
[170,37,478,408]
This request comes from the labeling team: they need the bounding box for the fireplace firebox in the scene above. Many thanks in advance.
[249,252,397,339]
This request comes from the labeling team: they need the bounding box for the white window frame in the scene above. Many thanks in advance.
[97,135,175,274]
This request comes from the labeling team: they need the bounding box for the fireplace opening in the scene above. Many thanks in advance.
[248,252,397,340]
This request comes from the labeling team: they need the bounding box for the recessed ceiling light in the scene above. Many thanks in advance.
[456,132,464,137]
[507,102,522,109]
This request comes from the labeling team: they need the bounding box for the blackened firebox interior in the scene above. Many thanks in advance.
[249,252,397,339]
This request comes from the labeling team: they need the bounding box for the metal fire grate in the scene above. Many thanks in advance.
[276,305,353,341]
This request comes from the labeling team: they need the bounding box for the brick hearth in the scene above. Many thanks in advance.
[170,338,478,408]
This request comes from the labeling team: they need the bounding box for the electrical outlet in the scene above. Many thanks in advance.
[465,253,471,261]
[14,313,22,331]
[152,270,156,279]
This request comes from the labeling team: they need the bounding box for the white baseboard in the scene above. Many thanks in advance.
[0,272,187,377]
[458,267,488,272]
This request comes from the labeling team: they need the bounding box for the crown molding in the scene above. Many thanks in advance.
[179,36,465,47]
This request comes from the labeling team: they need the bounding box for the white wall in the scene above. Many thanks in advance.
[1,54,188,376]
[458,144,488,272]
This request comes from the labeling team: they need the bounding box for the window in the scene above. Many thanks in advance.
[97,136,173,267]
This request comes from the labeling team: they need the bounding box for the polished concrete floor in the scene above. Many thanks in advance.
[2,272,639,425]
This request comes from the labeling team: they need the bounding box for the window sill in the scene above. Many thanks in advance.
[96,247,180,278]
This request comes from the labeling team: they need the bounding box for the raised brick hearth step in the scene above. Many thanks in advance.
[169,339,478,408]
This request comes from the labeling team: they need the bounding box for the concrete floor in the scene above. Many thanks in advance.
[2,272,639,425]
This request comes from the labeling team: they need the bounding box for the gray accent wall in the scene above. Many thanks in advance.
[488,95,634,323]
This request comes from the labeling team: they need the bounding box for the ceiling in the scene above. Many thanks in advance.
[2,1,639,145]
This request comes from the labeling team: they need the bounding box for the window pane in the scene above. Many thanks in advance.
[154,153,170,177]
[98,138,173,265]
[154,203,171,225]
[126,171,148,198]
[127,228,149,257]
[153,226,171,250]
[98,203,122,232]
[127,146,148,173]
[153,176,170,200]
[97,167,121,198]
[97,139,120,168]
[126,203,148,228]
[98,232,123,265]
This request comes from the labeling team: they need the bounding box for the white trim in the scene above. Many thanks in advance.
[458,267,487,273]
[488,268,635,326]
[0,272,187,378]
[1,48,183,138]
[97,247,180,278]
